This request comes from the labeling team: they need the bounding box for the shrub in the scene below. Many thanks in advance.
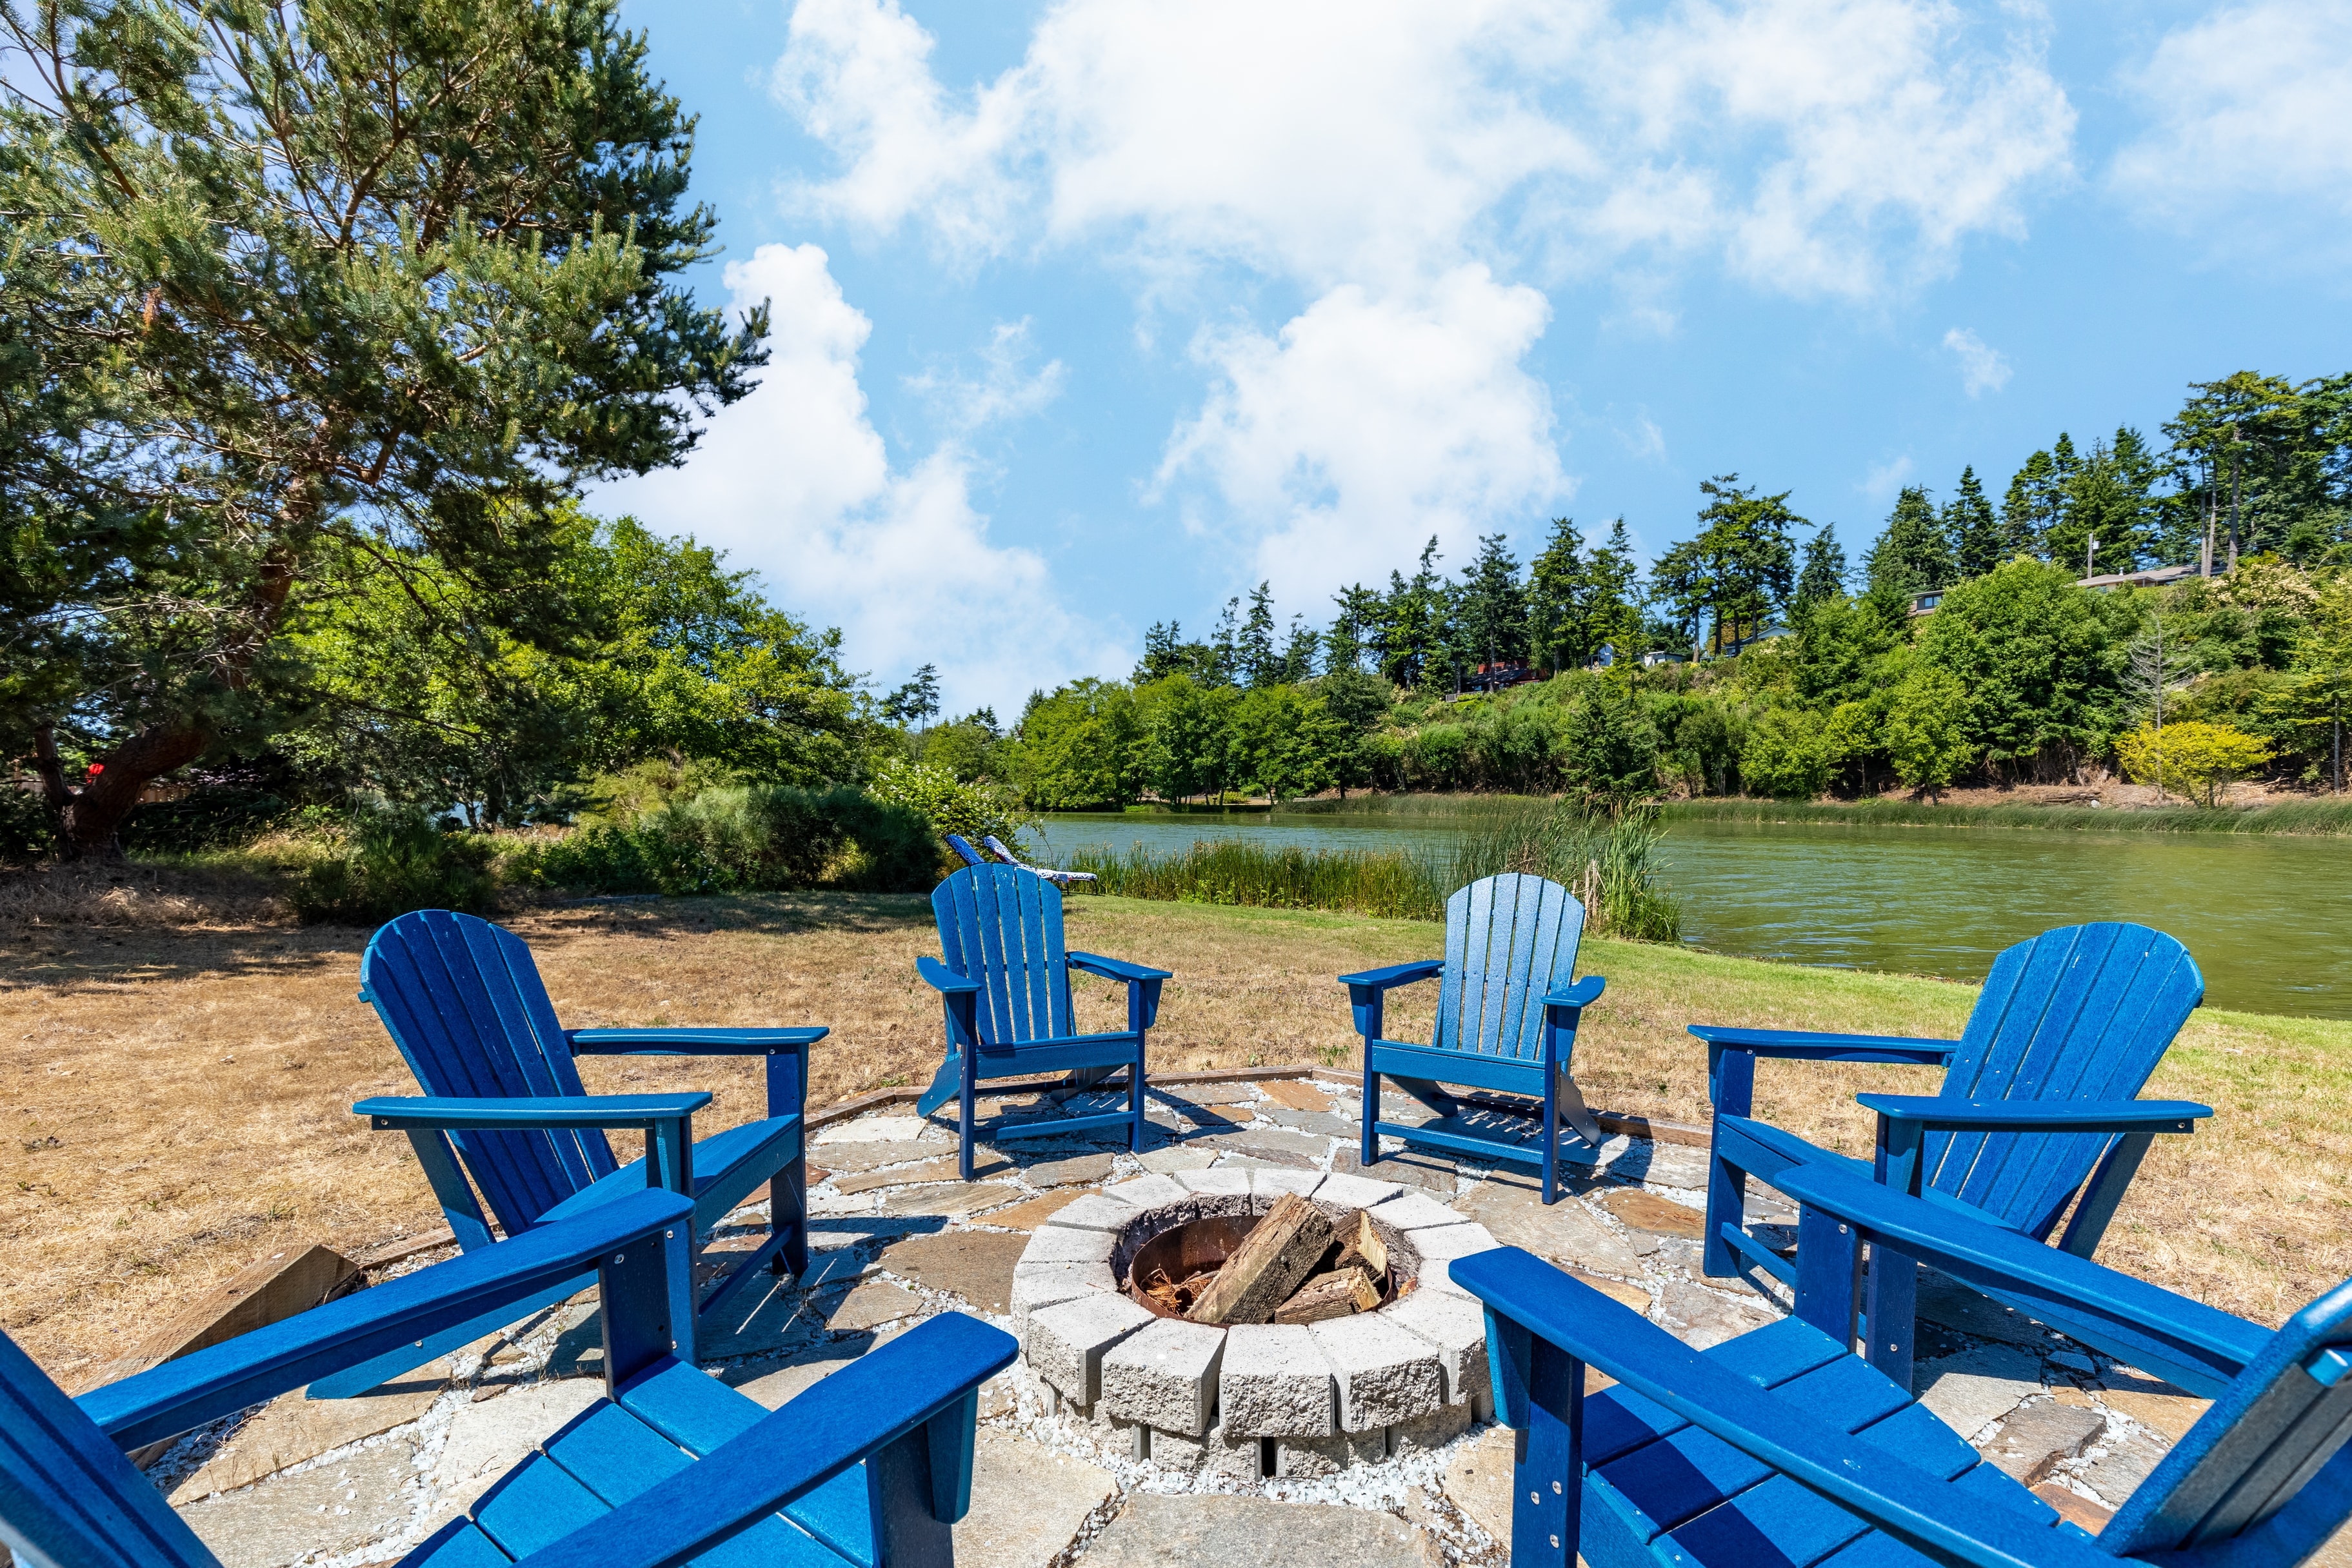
[1740,706,1839,800]
[864,757,1031,848]
[289,808,496,924]
[2117,721,2274,807]
[515,785,937,896]
[0,786,50,867]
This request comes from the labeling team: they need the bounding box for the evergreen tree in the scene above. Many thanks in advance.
[2,0,769,853]
[1945,466,2004,579]
[1206,597,1242,687]
[2166,372,2309,570]
[1526,517,1587,675]
[1324,584,1381,675]
[1651,478,1800,653]
[1865,486,1953,597]
[2001,451,2060,558]
[1588,520,1646,660]
[1379,539,1447,689]
[1793,523,1849,612]
[1240,582,1280,686]
[1280,614,1320,683]
[1135,620,1189,682]
[2047,431,2160,576]
[1458,533,1526,677]
[882,664,941,730]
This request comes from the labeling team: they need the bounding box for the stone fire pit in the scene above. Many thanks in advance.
[1012,1169,1501,1478]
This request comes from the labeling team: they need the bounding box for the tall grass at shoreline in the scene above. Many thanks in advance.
[1066,797,1682,940]
[1657,797,2352,836]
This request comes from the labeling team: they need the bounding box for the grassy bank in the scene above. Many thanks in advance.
[5,891,2346,1376]
[1661,797,2352,836]
[1066,797,1681,938]
[1264,789,2352,836]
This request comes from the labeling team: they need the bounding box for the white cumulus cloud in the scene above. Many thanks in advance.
[1942,326,2011,396]
[1154,268,1570,602]
[2110,2,2352,257]
[590,244,1124,713]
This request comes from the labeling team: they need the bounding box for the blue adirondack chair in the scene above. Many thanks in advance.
[1696,921,2210,1384]
[916,864,1170,1178]
[1339,873,1608,1206]
[981,833,1097,888]
[338,908,825,1396]
[1456,1159,2352,1568]
[945,833,988,868]
[2,1186,1018,1568]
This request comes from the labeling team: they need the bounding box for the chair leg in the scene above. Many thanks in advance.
[1864,1244,1917,1388]
[959,1055,977,1183]
[773,1158,807,1279]
[1360,1047,1380,1169]
[1542,1066,1559,1207]
[1702,1127,1748,1279]
[1130,1049,1146,1153]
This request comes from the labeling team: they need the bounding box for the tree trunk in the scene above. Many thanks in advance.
[41,541,302,858]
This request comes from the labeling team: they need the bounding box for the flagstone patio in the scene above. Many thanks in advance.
[150,1073,2225,1567]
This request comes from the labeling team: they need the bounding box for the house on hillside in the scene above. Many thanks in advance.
[2076,564,2197,593]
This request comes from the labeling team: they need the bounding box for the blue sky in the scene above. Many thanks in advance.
[594,0,2352,717]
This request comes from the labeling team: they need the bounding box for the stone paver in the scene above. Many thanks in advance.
[2095,1371,2212,1442]
[1259,1079,1335,1113]
[1106,1172,1192,1207]
[1331,1147,1459,1194]
[1655,1278,1777,1352]
[1175,1167,1253,1199]
[1914,1343,2045,1440]
[955,1427,1117,1568]
[1186,1131,1325,1167]
[1250,1167,1324,1201]
[1082,1494,1443,1568]
[1310,1314,1446,1432]
[1407,1220,1499,1263]
[697,1274,828,1360]
[1276,1427,1390,1476]
[1452,1182,1644,1276]
[732,1344,862,1409]
[1026,1293,1157,1405]
[1021,1151,1116,1186]
[821,1278,925,1333]
[1595,1186,1705,1239]
[169,1382,443,1501]
[1219,1323,1335,1437]
[1102,1317,1225,1435]
[1365,1191,1466,1231]
[807,1138,955,1173]
[1023,1224,1120,1265]
[1265,1109,1355,1137]
[1441,1421,1516,1542]
[814,1115,935,1145]
[872,1181,1022,1219]
[879,1230,1031,1311]
[1139,1146,1219,1173]
[1985,1400,2107,1482]
[833,1151,1011,1192]
[2077,1425,2171,1503]
[430,1378,604,1511]
[179,1442,418,1568]
[1917,1267,2051,1347]
[1390,1400,1471,1453]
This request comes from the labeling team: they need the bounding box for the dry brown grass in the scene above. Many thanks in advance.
[5,891,2346,1384]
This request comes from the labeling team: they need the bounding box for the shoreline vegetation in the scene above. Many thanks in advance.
[1065,796,1683,938]
[1050,789,2352,837]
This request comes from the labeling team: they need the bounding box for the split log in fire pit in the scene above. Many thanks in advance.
[1138,1195,1396,1328]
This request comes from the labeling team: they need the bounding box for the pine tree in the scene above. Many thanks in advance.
[1280,615,1319,683]
[1239,582,1279,686]
[1526,517,1587,674]
[1459,533,1526,679]
[1793,523,1849,611]
[1864,486,1952,597]
[2001,450,2062,558]
[1588,520,1646,659]
[1324,585,1380,675]
[1945,466,2004,579]
[1207,598,1242,687]
[1136,620,1188,682]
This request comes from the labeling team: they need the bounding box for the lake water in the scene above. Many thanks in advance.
[1028,811,2349,1020]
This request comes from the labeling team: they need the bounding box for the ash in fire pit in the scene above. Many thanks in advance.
[1126,1195,1404,1325]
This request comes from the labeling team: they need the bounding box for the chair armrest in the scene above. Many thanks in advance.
[1856,1095,2211,1134]
[1453,1248,2115,1568]
[80,1189,693,1447]
[568,1027,827,1056]
[1773,1164,2265,1396]
[1689,1024,1960,1064]
[1067,951,1173,983]
[523,1313,1019,1568]
[1337,959,1443,990]
[916,955,980,996]
[354,1093,711,1131]
[1542,976,1605,1011]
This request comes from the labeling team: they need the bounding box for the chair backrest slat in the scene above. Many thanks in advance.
[0,1330,217,1568]
[2107,1279,2352,1557]
[933,867,1073,1045]
[1922,922,2201,1236]
[1433,875,1586,1062]
[361,911,619,1238]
